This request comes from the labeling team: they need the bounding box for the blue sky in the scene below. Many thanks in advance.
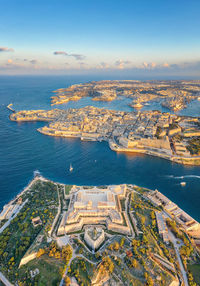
[0,0,200,77]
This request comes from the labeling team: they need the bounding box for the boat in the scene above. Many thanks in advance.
[180,182,186,187]
[133,103,143,109]
[69,164,73,172]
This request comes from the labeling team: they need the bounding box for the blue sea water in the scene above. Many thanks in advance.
[0,75,200,221]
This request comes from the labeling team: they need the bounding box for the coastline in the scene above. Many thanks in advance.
[1,175,198,286]
[9,104,200,167]
[108,139,200,166]
[9,115,51,122]
[1,176,199,236]
[37,126,200,166]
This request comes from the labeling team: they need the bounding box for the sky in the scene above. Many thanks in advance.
[0,0,200,77]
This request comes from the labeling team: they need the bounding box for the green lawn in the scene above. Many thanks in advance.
[188,264,200,284]
[0,180,58,283]
[65,185,72,195]
[18,254,65,286]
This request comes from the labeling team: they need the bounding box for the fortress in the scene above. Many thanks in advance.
[57,185,132,235]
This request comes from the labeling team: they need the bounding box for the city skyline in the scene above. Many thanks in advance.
[0,0,200,77]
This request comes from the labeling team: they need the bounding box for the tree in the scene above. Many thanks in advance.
[95,252,100,259]
[144,272,148,280]
[113,241,120,251]
[131,258,138,268]
[142,235,148,244]
[132,239,140,247]
[62,244,73,262]
[141,216,146,225]
[152,219,156,228]
[144,272,154,286]
[120,237,125,248]
[147,276,154,286]
[3,251,8,259]
[140,248,146,255]
[64,276,71,286]
[150,211,155,220]
[102,256,114,273]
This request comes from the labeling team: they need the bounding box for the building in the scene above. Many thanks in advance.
[32,216,42,227]
[57,185,132,236]
[147,190,199,232]
[84,226,105,250]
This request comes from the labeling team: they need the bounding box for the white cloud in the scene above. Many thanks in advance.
[115,60,131,69]
[163,63,169,68]
[142,62,157,69]
[53,51,85,61]
[54,51,68,55]
[0,47,14,52]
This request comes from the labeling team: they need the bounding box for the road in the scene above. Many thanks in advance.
[0,175,45,235]
[0,272,13,286]
[125,193,135,237]
[167,230,189,286]
[49,184,61,238]
[162,211,189,286]
[59,251,99,286]
[59,256,73,286]
[0,199,28,234]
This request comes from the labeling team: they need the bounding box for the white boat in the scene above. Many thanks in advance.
[180,182,186,186]
[69,164,73,172]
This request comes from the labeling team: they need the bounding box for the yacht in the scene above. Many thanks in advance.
[69,164,73,172]
[180,182,186,187]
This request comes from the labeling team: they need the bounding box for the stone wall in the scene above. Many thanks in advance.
[84,228,105,250]
[139,137,171,150]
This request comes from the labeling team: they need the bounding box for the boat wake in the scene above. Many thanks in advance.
[165,175,200,179]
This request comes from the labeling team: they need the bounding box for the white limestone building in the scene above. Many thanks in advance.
[57,185,131,236]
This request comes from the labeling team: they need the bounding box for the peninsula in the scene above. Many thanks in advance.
[10,106,200,165]
[51,80,200,111]
[0,174,200,285]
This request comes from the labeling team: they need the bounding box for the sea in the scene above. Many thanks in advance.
[0,75,200,221]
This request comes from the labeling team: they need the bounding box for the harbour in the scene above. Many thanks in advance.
[0,75,200,223]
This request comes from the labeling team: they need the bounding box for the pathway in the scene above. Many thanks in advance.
[168,229,189,286]
[0,272,13,286]
[162,211,189,286]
